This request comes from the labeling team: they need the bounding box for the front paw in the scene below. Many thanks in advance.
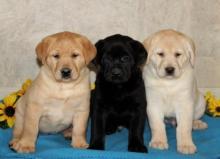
[71,138,89,149]
[177,143,197,154]
[128,144,148,153]
[149,139,168,150]
[9,139,35,153]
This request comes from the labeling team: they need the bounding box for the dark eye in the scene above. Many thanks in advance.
[121,56,129,62]
[175,52,181,57]
[53,54,60,59]
[157,52,164,57]
[72,53,79,58]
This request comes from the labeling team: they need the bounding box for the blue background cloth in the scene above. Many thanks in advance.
[0,115,219,159]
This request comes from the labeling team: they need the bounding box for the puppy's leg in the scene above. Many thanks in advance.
[9,102,25,146]
[193,93,208,130]
[10,113,23,146]
[63,127,72,139]
[105,115,118,135]
[89,108,106,150]
[148,107,168,150]
[176,102,196,154]
[128,112,147,153]
[10,103,42,153]
[71,110,89,149]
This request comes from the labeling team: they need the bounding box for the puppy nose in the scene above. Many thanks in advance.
[61,68,72,79]
[165,67,175,75]
[112,68,121,76]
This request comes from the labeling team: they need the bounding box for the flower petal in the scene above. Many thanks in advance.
[22,79,32,92]
[3,94,18,106]
[0,114,7,121]
[90,83,95,90]
[16,90,24,96]
[0,109,3,115]
[0,103,6,109]
[7,116,15,128]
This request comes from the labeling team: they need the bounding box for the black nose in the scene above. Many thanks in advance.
[112,68,121,76]
[165,67,175,75]
[61,68,71,79]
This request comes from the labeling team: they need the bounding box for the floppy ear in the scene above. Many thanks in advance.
[184,37,196,67]
[80,37,97,65]
[130,40,148,66]
[92,39,104,66]
[36,36,54,64]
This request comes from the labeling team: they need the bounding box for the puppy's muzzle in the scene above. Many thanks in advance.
[61,68,72,79]
[165,66,175,76]
[111,68,122,77]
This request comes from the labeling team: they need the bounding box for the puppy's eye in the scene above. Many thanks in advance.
[121,56,129,62]
[53,54,60,59]
[175,52,182,57]
[72,53,79,58]
[157,52,164,57]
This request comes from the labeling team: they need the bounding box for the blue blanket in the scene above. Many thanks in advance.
[0,115,219,159]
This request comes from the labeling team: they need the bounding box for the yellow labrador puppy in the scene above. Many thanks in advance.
[143,29,207,154]
[9,31,96,153]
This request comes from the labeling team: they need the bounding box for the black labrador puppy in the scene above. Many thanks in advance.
[89,34,148,153]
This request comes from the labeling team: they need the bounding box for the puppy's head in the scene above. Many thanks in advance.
[36,31,96,82]
[94,34,147,83]
[143,29,195,79]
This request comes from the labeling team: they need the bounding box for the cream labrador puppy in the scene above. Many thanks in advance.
[143,29,207,154]
[9,31,96,153]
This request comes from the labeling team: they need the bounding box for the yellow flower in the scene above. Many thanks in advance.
[205,91,220,117]
[205,91,213,101]
[16,79,32,96]
[91,83,95,90]
[0,94,17,128]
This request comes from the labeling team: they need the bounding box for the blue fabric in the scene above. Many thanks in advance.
[0,115,219,159]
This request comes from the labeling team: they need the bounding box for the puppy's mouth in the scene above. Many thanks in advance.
[55,67,79,82]
[159,66,182,79]
[164,66,175,78]
[104,68,129,83]
[61,67,72,79]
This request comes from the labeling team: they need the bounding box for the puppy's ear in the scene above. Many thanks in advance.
[36,36,54,64]
[184,36,196,67]
[80,37,97,65]
[130,40,148,66]
[92,40,104,66]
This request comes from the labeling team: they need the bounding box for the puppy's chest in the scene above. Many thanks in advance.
[150,87,183,117]
[105,97,138,113]
[39,97,79,133]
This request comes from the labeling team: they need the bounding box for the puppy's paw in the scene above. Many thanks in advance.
[71,137,89,149]
[9,139,35,153]
[177,143,197,154]
[149,140,168,150]
[193,120,208,130]
[128,144,148,153]
[9,138,20,147]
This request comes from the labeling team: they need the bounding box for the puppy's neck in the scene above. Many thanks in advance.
[99,68,142,87]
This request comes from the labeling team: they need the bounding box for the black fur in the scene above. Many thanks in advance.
[89,34,148,153]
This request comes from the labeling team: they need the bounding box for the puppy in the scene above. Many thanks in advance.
[9,31,96,153]
[143,29,207,154]
[89,34,148,153]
